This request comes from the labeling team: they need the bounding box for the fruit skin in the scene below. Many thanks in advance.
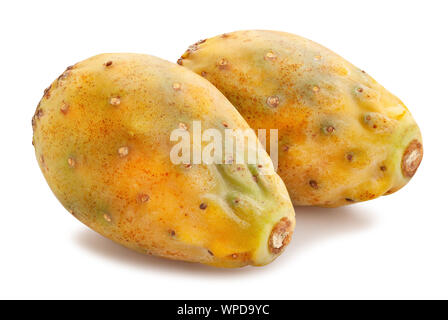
[179,30,423,207]
[32,53,295,267]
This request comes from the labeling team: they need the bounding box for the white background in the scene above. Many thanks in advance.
[1,0,447,300]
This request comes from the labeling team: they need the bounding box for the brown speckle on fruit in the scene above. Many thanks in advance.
[110,96,121,106]
[67,157,76,168]
[265,51,277,61]
[169,229,176,237]
[222,122,229,128]
[380,165,387,171]
[57,70,70,82]
[362,112,395,133]
[218,58,229,69]
[309,180,318,189]
[199,203,207,210]
[187,46,198,53]
[138,193,150,203]
[201,71,207,77]
[34,108,44,121]
[118,146,129,157]
[177,58,183,65]
[268,217,293,254]
[187,40,204,52]
[402,139,423,177]
[32,115,37,130]
[43,86,51,99]
[323,125,335,135]
[327,126,335,134]
[183,163,192,169]
[172,82,182,91]
[60,102,69,114]
[104,61,113,67]
[178,122,188,130]
[346,152,354,162]
[345,198,355,202]
[266,96,280,108]
[207,250,214,256]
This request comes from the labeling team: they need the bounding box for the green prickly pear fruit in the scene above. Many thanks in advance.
[32,53,295,267]
[179,30,423,207]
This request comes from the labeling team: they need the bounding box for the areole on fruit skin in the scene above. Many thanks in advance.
[32,53,295,268]
[179,30,423,207]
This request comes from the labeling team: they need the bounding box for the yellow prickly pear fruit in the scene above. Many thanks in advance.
[32,53,295,267]
[179,30,423,207]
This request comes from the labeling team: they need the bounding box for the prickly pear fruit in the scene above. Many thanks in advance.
[32,53,295,267]
[179,30,423,207]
